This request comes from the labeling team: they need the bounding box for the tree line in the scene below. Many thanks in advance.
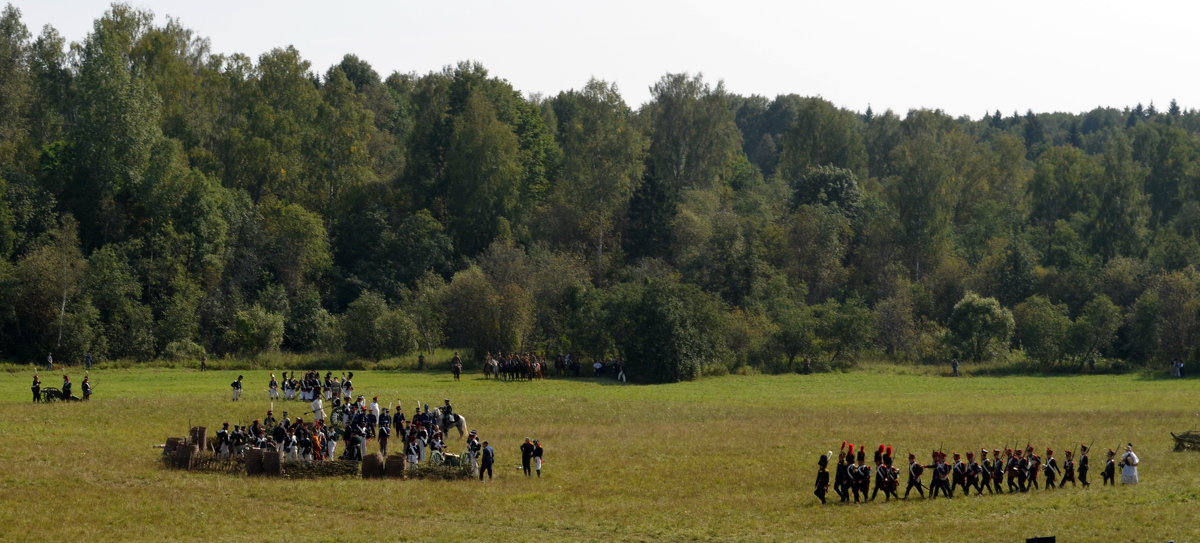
[0,4,1197,380]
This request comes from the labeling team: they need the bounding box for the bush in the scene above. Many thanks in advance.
[614,279,731,383]
[162,340,207,361]
[946,292,1014,363]
[228,305,285,356]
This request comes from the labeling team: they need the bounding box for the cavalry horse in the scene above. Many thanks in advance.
[482,358,499,380]
[430,407,466,438]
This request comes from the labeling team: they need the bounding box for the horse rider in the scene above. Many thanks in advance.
[443,398,455,424]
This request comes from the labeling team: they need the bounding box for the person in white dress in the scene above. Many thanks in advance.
[1120,443,1139,484]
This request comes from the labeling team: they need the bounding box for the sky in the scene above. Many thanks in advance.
[10,0,1200,118]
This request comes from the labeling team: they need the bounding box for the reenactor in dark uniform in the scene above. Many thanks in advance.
[834,445,850,502]
[61,375,72,401]
[965,451,981,494]
[1026,449,1041,490]
[853,446,870,502]
[345,418,365,461]
[1078,444,1090,487]
[217,422,231,458]
[814,453,831,504]
[250,420,265,446]
[1007,449,1021,492]
[378,408,392,455]
[1060,449,1076,487]
[81,376,92,401]
[932,452,952,498]
[870,445,886,501]
[978,449,994,494]
[1043,449,1058,489]
[991,449,1004,494]
[845,445,861,502]
[1015,449,1029,491]
[904,453,925,498]
[271,421,287,449]
[32,374,40,403]
[950,452,969,496]
[365,408,377,439]
[264,410,277,429]
[879,448,899,501]
[1102,448,1116,485]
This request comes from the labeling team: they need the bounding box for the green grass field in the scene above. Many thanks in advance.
[1,365,1196,542]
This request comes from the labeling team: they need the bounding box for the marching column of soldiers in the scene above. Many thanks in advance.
[816,442,1114,504]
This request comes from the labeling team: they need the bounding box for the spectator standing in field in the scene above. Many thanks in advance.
[31,374,40,403]
[231,375,243,401]
[593,361,602,377]
[46,353,53,371]
[520,437,535,476]
[616,359,626,382]
[200,355,206,371]
[1120,443,1139,484]
[951,358,959,377]
[533,440,544,477]
[480,441,495,481]
[85,352,92,372]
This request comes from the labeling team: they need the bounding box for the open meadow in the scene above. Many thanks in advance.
[1,365,1198,542]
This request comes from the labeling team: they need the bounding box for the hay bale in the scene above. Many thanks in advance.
[245,448,264,475]
[385,454,406,478]
[362,452,385,479]
[262,450,283,476]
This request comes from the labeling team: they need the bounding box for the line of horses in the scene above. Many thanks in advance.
[481,353,546,381]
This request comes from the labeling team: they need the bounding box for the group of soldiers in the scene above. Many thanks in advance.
[30,373,92,402]
[814,442,1122,504]
[265,371,354,403]
[216,378,479,473]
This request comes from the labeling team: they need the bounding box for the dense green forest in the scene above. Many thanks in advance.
[1,4,1197,380]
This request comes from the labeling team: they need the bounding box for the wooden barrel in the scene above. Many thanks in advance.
[165,437,183,456]
[245,448,264,475]
[385,454,406,478]
[175,444,198,469]
[362,452,385,478]
[262,450,283,476]
[190,427,207,447]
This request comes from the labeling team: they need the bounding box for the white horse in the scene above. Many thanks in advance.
[430,407,466,438]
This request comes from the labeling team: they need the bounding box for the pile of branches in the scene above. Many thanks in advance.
[280,459,359,479]
[1172,430,1200,452]
[408,461,475,481]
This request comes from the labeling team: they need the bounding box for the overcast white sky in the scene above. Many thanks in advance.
[10,0,1199,118]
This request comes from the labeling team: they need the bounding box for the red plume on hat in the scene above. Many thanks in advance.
[848,443,855,455]
[885,446,892,456]
[1046,448,1053,455]
[967,451,974,457]
[841,441,847,452]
